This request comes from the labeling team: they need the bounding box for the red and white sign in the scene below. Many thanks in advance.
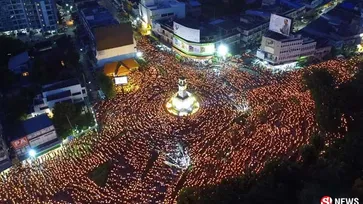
[321,196,333,204]
[11,137,29,149]
[321,196,359,204]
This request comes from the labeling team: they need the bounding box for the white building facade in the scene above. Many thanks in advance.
[257,34,316,65]
[96,39,137,67]
[139,0,186,26]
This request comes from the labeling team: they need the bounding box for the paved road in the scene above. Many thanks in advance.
[293,0,344,32]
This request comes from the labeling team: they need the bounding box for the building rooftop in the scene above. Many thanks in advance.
[94,23,134,51]
[264,31,291,40]
[303,10,361,39]
[239,15,268,31]
[189,0,201,7]
[103,62,119,76]
[121,58,139,70]
[46,90,72,101]
[42,79,80,92]
[213,20,239,31]
[246,5,297,19]
[149,0,184,10]
[7,114,53,141]
[8,52,29,70]
[80,3,118,28]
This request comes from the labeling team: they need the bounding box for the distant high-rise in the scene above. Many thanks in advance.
[0,0,58,33]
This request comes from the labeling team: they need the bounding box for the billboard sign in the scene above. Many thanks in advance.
[269,14,292,36]
[115,76,128,85]
[11,137,29,150]
[173,36,215,56]
[173,22,200,43]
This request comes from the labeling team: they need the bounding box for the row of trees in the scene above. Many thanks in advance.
[177,66,363,203]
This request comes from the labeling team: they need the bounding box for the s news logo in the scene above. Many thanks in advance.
[321,196,332,204]
[321,196,359,204]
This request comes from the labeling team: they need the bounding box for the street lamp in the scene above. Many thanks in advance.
[28,149,36,158]
[217,44,228,58]
[136,51,143,58]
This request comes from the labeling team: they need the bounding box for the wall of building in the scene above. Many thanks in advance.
[139,1,185,25]
[0,0,58,33]
[12,125,58,156]
[259,35,318,64]
[33,84,87,116]
[96,40,136,67]
[300,41,317,57]
[26,125,57,147]
[315,46,331,59]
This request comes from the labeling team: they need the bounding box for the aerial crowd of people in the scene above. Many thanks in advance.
[0,37,360,203]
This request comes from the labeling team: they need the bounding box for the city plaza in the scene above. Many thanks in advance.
[0,36,360,203]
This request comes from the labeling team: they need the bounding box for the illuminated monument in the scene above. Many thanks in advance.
[166,77,200,116]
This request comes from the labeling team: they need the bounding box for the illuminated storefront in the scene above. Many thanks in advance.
[173,35,215,57]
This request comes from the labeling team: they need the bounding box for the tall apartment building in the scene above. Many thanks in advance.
[0,0,58,33]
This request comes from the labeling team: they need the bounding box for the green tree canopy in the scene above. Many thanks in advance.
[98,73,116,99]
[0,36,28,67]
[303,68,341,132]
[53,102,95,139]
[53,102,79,138]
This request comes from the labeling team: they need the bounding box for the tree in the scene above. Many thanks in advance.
[300,144,318,165]
[0,36,27,67]
[303,69,341,132]
[3,88,34,121]
[53,102,79,138]
[310,133,325,152]
[56,35,80,68]
[98,73,116,99]
[297,56,310,68]
[53,102,96,138]
[341,44,357,58]
[0,67,16,92]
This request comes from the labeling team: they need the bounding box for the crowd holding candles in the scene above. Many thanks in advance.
[0,37,359,203]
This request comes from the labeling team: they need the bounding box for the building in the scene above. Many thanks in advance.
[262,0,278,6]
[8,51,31,75]
[0,0,58,34]
[0,123,11,171]
[32,79,87,117]
[185,0,201,18]
[239,14,269,47]
[78,2,119,44]
[246,4,306,21]
[153,18,240,58]
[302,6,362,49]
[103,58,139,84]
[303,0,324,9]
[257,32,317,65]
[8,114,59,157]
[94,23,136,67]
[239,5,306,47]
[139,0,186,27]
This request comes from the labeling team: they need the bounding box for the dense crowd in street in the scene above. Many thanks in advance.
[0,37,360,203]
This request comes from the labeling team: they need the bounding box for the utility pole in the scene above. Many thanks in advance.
[65,114,74,130]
